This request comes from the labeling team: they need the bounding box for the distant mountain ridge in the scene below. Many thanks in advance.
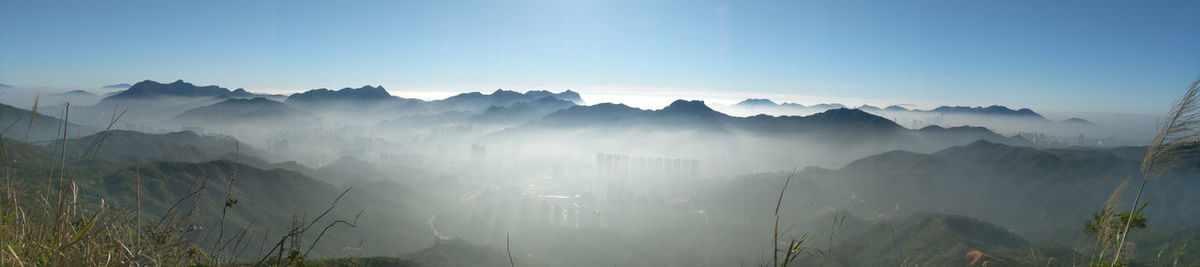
[809,213,1031,266]
[729,97,1047,119]
[930,105,1045,119]
[525,89,583,104]
[177,97,308,122]
[516,99,993,140]
[0,102,98,141]
[433,89,582,112]
[104,80,235,100]
[101,83,132,89]
[55,90,96,97]
[285,85,397,103]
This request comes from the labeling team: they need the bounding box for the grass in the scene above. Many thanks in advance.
[0,102,363,266]
[1101,77,1200,266]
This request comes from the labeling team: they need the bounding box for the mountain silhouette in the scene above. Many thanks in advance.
[733,98,779,107]
[525,89,584,104]
[1060,117,1097,126]
[55,90,96,97]
[810,213,1030,266]
[101,83,132,89]
[177,97,308,123]
[434,89,581,112]
[286,85,396,103]
[103,80,235,100]
[930,105,1046,119]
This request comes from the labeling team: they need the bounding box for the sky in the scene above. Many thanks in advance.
[1,0,1198,113]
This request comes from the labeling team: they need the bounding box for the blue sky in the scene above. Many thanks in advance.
[1,0,1197,113]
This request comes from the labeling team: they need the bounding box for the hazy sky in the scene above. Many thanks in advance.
[1,0,1197,113]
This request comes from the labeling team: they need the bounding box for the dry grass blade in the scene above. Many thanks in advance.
[1094,177,1130,262]
[507,232,516,267]
[1143,78,1200,180]
[1113,77,1200,265]
[61,199,104,249]
[772,166,797,267]
[304,209,363,257]
[214,142,240,265]
[6,245,22,267]
[23,95,37,143]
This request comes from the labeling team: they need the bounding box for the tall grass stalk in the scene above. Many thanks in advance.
[772,167,797,267]
[1111,77,1200,265]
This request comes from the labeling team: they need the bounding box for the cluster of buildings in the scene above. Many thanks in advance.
[595,153,700,182]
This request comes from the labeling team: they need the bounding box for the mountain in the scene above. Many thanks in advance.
[801,140,1200,233]
[810,103,847,110]
[529,102,646,128]
[915,125,1011,144]
[285,85,396,103]
[101,83,132,89]
[95,160,429,258]
[434,89,580,112]
[217,88,279,99]
[884,105,909,112]
[492,102,1011,172]
[0,102,98,142]
[5,133,431,260]
[660,99,729,119]
[176,97,308,123]
[858,105,881,111]
[507,101,1016,151]
[1059,117,1097,126]
[733,98,779,107]
[524,89,584,104]
[725,98,855,116]
[0,83,11,88]
[929,105,1046,120]
[802,213,1031,266]
[103,80,236,100]
[91,80,253,121]
[738,108,904,135]
[55,90,96,97]
[467,97,576,125]
[60,130,270,167]
[523,100,739,132]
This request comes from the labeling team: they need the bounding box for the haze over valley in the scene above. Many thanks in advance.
[3,0,1199,266]
[2,77,1199,266]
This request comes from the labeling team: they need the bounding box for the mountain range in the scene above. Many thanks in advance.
[176,97,310,123]
[101,83,132,89]
[3,94,1195,265]
[731,98,1048,119]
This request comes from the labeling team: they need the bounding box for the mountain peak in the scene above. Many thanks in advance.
[1061,117,1097,126]
[736,98,778,106]
[104,79,232,100]
[490,89,523,98]
[356,85,391,97]
[286,85,393,103]
[553,90,584,104]
[931,105,1045,119]
[101,83,131,89]
[802,108,904,130]
[662,100,718,114]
